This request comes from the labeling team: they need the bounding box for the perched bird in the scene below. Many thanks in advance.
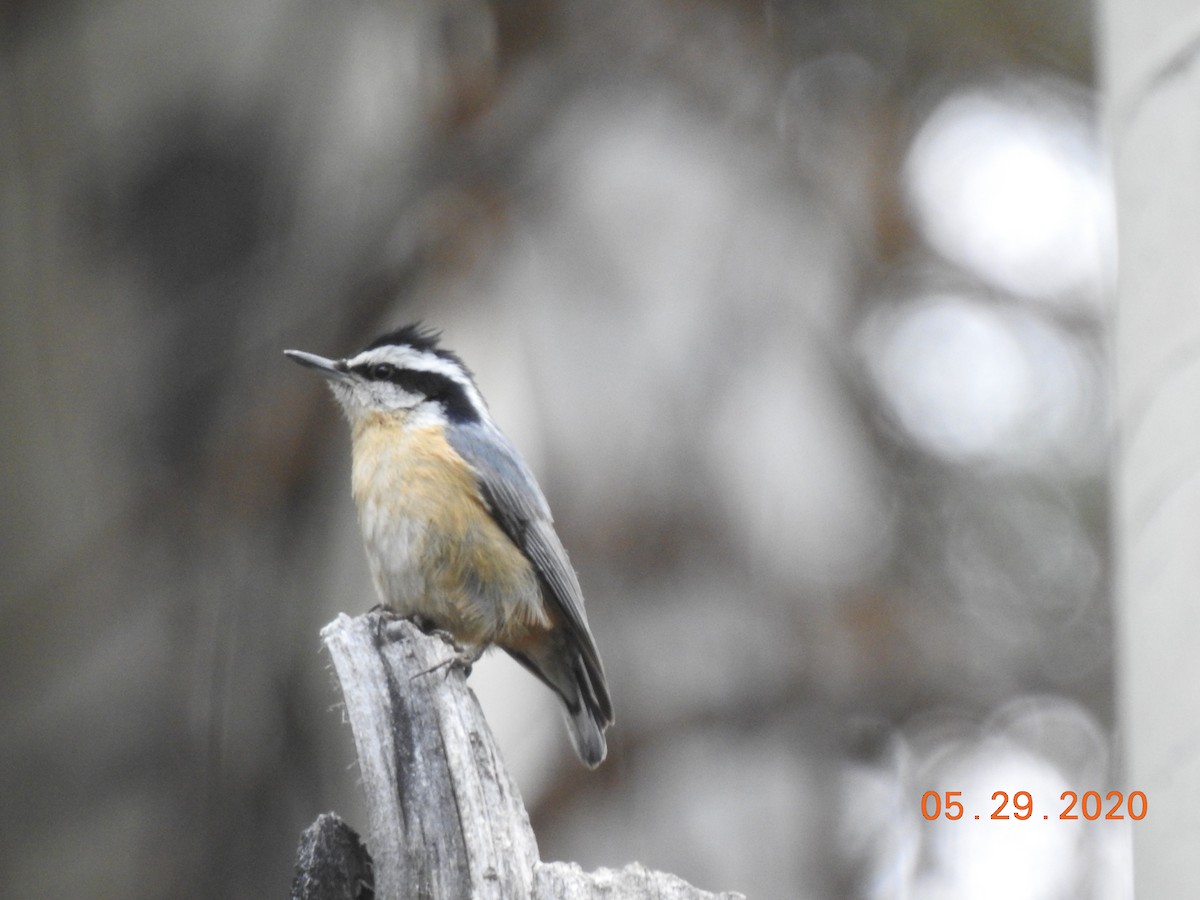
[285,325,613,766]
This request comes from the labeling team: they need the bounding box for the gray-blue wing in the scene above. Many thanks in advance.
[445,422,612,720]
[445,421,551,540]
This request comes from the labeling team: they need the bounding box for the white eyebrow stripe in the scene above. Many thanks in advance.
[345,346,415,369]
[346,345,494,424]
[347,347,462,381]
[410,355,476,384]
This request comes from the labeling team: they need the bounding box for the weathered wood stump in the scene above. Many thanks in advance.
[291,613,743,900]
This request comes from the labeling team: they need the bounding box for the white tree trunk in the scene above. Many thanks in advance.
[1101,3,1200,893]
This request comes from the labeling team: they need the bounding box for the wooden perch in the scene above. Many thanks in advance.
[294,612,743,900]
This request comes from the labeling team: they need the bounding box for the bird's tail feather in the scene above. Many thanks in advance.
[507,640,613,768]
[565,697,607,768]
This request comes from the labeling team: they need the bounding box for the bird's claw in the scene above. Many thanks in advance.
[412,641,483,680]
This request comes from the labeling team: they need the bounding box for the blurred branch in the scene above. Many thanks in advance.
[310,613,743,900]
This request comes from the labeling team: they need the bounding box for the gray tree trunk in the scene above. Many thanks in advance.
[1101,3,1200,894]
[294,614,743,900]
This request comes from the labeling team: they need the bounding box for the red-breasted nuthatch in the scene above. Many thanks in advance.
[285,325,613,767]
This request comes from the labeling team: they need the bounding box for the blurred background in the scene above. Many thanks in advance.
[0,0,1122,897]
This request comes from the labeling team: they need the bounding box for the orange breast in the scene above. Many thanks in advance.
[350,414,549,644]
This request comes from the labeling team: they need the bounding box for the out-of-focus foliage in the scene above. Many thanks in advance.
[0,0,1119,898]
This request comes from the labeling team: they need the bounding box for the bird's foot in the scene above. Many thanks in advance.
[412,640,484,680]
[364,609,481,675]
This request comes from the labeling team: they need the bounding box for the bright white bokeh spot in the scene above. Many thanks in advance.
[872,295,1027,458]
[861,294,1097,467]
[849,700,1126,899]
[919,742,1081,900]
[905,83,1112,305]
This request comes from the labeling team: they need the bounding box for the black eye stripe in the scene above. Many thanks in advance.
[353,363,479,424]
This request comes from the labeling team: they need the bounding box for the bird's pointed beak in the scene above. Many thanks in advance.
[284,349,351,381]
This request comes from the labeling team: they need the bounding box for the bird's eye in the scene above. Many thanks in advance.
[370,363,396,381]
